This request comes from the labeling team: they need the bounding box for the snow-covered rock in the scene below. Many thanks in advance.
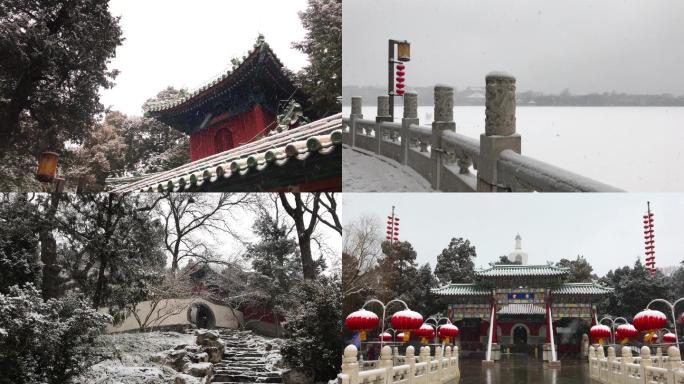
[186,362,213,378]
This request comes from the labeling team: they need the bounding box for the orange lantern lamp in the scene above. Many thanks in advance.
[36,152,59,182]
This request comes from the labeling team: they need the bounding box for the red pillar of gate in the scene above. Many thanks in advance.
[545,301,551,343]
[491,297,498,344]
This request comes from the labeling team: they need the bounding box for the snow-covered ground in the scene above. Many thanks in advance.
[77,331,196,384]
[343,146,434,192]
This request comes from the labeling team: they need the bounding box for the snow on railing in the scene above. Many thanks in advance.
[342,72,623,193]
[337,344,460,384]
[587,345,684,384]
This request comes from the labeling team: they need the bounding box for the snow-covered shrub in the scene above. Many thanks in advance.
[0,284,111,384]
[281,276,343,382]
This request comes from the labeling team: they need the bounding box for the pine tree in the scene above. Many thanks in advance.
[434,237,477,284]
[378,240,419,302]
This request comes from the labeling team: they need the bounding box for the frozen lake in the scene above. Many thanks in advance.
[342,106,684,192]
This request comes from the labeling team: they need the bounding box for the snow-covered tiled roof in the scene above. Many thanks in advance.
[551,282,614,296]
[431,284,490,296]
[476,264,569,278]
[108,114,342,193]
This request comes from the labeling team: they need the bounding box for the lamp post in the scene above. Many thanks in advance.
[360,298,421,350]
[388,39,411,121]
[598,315,629,345]
[646,298,684,351]
[425,316,458,346]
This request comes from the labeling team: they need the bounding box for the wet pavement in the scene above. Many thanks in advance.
[459,354,590,384]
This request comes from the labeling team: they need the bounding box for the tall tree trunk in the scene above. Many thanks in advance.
[39,193,62,300]
[299,232,315,280]
[93,256,108,309]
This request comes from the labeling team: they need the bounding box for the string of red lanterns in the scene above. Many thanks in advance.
[386,206,399,243]
[396,64,406,96]
[643,202,656,275]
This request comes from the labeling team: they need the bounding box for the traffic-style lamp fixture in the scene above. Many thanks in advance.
[397,41,411,62]
[36,152,59,182]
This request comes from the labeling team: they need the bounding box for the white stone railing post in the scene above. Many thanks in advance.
[641,346,653,376]
[340,345,360,384]
[379,345,393,383]
[401,92,418,165]
[667,346,682,370]
[431,85,456,190]
[406,345,416,384]
[420,346,431,382]
[607,346,615,382]
[477,72,521,192]
[621,346,633,382]
[376,96,391,156]
[434,345,443,382]
[350,96,363,148]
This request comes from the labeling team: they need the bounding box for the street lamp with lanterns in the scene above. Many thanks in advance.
[388,39,411,121]
[345,298,423,350]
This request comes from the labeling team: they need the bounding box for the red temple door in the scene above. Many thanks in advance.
[214,127,234,154]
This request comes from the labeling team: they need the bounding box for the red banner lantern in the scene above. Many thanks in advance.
[662,332,677,344]
[590,324,611,345]
[615,324,638,344]
[390,309,423,342]
[633,309,667,343]
[379,332,393,342]
[438,323,460,345]
[396,64,406,96]
[345,309,380,341]
[415,323,435,344]
[397,332,405,342]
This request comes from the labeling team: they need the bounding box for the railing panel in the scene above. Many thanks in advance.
[380,140,402,164]
[645,366,674,384]
[407,148,432,183]
[440,164,477,192]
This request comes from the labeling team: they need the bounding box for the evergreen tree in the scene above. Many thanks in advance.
[0,0,123,152]
[0,195,41,293]
[556,255,595,282]
[599,259,670,318]
[408,263,441,316]
[246,211,301,335]
[378,240,419,302]
[281,276,343,382]
[292,0,341,118]
[495,255,521,265]
[434,237,477,284]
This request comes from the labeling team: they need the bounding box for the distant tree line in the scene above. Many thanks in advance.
[343,86,684,107]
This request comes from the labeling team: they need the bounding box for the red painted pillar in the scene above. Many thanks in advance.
[491,299,498,344]
[545,301,551,343]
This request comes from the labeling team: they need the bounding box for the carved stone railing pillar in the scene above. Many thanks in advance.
[406,345,416,380]
[431,85,456,190]
[401,92,419,165]
[477,71,521,192]
[376,96,391,155]
[340,344,359,384]
[378,345,393,383]
[350,96,363,147]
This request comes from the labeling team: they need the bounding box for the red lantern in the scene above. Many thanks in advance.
[680,312,684,326]
[633,309,667,343]
[390,309,423,342]
[590,324,611,345]
[397,332,405,342]
[662,332,677,344]
[345,309,380,341]
[615,324,638,344]
[438,323,460,344]
[379,332,393,342]
[415,323,435,344]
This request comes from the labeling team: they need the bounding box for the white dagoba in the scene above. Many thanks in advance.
[508,233,528,264]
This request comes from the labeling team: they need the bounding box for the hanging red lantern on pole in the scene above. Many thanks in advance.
[390,309,423,342]
[633,309,667,342]
[662,332,677,344]
[643,202,656,275]
[345,309,380,341]
[438,323,460,345]
[397,332,405,342]
[379,332,393,342]
[415,324,435,345]
[396,64,406,96]
[590,324,611,345]
[386,207,400,243]
[680,312,684,326]
[615,324,638,344]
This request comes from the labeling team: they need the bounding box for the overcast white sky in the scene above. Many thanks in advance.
[100,0,309,116]
[343,0,684,94]
[341,193,684,276]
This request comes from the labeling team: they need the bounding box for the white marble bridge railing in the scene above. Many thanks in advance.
[337,344,460,384]
[588,345,684,384]
[342,72,623,192]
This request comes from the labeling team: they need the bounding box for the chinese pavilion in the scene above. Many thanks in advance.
[108,36,341,192]
[146,35,305,161]
[432,235,612,364]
